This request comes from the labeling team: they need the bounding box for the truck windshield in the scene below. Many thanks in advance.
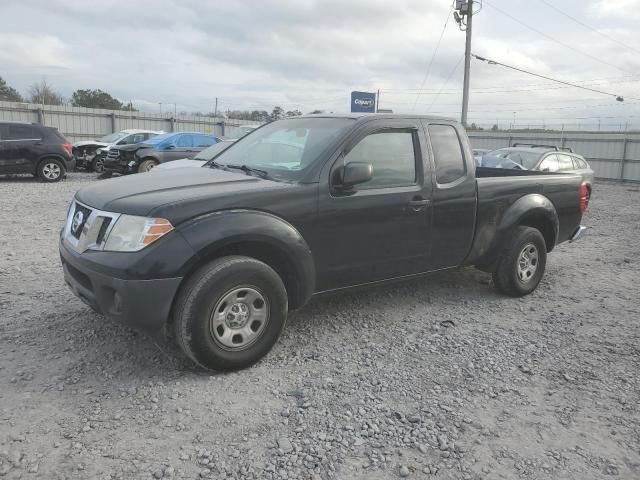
[213,118,354,181]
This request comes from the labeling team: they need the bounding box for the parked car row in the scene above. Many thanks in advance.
[73,129,163,173]
[102,131,220,175]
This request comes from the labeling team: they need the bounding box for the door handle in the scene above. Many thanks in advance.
[408,198,431,211]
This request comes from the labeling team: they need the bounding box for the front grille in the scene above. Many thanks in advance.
[106,149,120,163]
[70,204,92,240]
[96,217,112,245]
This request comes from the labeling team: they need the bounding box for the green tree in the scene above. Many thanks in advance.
[285,109,302,117]
[71,89,124,109]
[0,76,23,102]
[491,124,499,131]
[308,109,324,114]
[28,79,64,105]
[270,106,284,121]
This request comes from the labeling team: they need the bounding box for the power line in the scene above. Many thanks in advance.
[425,55,465,111]
[380,75,640,93]
[482,0,633,75]
[536,0,640,57]
[472,54,625,101]
[412,1,454,111]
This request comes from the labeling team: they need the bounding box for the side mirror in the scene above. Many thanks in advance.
[340,162,373,188]
[165,144,175,150]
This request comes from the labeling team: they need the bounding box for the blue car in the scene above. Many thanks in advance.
[103,131,219,174]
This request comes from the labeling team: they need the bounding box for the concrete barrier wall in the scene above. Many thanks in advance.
[0,101,262,143]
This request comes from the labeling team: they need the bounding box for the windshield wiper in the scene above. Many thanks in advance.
[224,164,269,178]
[206,160,224,169]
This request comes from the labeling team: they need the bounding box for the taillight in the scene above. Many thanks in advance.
[579,182,588,213]
[62,143,72,155]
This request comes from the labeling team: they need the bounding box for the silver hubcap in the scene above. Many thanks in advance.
[42,163,61,179]
[143,162,155,171]
[517,243,539,282]
[210,286,269,350]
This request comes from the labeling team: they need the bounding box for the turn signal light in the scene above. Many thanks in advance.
[142,218,174,245]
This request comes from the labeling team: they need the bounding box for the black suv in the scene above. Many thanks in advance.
[0,121,75,182]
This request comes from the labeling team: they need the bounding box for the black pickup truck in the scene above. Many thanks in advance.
[59,114,587,371]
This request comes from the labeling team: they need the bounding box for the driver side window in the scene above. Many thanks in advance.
[343,130,416,189]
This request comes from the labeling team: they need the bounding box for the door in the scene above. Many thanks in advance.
[0,124,41,173]
[314,120,433,291]
[166,134,195,161]
[423,123,477,269]
[192,134,217,155]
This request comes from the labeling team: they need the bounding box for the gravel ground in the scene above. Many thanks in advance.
[0,173,639,480]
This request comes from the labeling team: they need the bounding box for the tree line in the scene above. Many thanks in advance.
[0,76,135,110]
[0,76,326,120]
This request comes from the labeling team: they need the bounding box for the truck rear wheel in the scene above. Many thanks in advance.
[492,226,547,297]
[173,256,288,371]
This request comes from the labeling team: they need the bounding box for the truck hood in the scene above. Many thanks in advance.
[75,167,292,222]
[73,140,109,148]
[152,159,205,171]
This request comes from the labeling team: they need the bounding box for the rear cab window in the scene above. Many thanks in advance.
[427,124,466,184]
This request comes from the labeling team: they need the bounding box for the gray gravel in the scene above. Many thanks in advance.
[1,172,639,479]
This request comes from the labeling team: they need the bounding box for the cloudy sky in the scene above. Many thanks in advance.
[1,0,640,129]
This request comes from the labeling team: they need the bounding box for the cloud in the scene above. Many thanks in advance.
[0,0,639,128]
[0,34,72,69]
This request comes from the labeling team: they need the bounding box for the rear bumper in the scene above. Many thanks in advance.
[569,225,587,242]
[59,238,182,335]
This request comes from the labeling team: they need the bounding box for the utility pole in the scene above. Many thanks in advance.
[455,1,474,127]
[214,97,218,118]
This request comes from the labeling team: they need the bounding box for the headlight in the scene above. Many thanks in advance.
[103,215,173,252]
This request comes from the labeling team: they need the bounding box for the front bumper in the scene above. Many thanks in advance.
[103,157,138,175]
[59,237,182,335]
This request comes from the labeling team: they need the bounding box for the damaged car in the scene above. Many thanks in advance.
[73,129,162,173]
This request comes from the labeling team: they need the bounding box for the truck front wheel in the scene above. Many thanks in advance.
[492,226,547,297]
[173,256,288,371]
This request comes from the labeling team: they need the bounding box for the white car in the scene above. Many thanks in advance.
[153,140,235,171]
[73,129,163,172]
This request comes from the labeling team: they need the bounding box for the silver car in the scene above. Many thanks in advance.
[485,144,595,201]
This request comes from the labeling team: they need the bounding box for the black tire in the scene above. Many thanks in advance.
[36,158,65,182]
[492,226,547,297]
[138,158,158,173]
[91,155,104,173]
[173,256,288,371]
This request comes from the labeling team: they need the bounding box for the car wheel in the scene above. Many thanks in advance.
[138,159,158,173]
[492,226,547,297]
[37,159,65,182]
[173,256,288,371]
[92,155,105,173]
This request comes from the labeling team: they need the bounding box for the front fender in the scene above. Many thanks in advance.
[176,209,315,306]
